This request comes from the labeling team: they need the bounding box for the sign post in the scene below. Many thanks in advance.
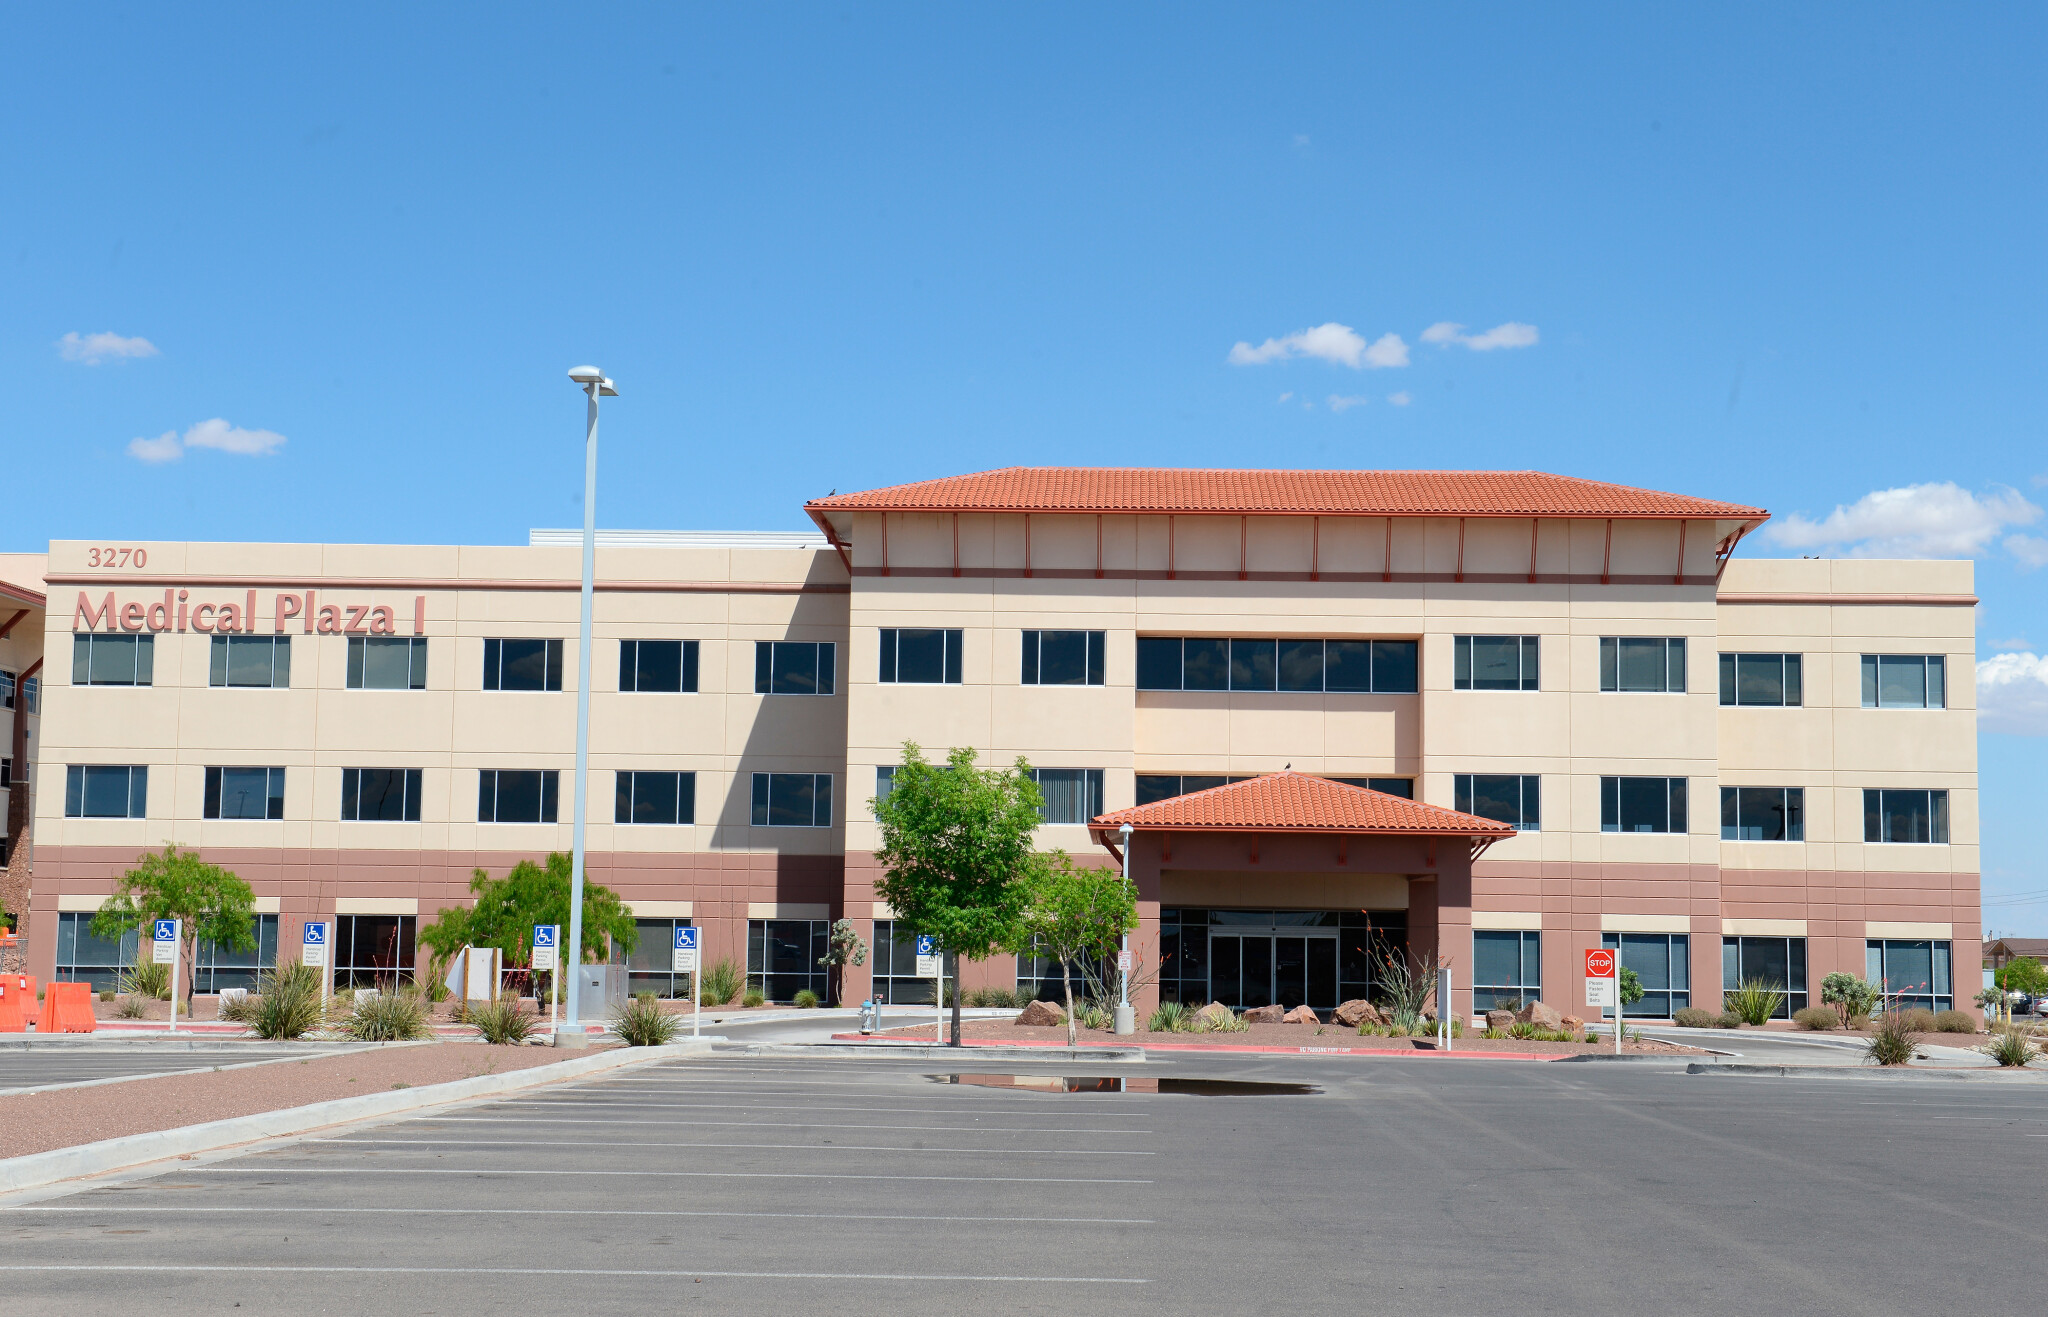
[672,926,700,1039]
[1436,965,1453,1051]
[301,921,330,1014]
[916,935,941,1043]
[1585,948,1619,1055]
[153,919,180,1034]
[533,925,560,1032]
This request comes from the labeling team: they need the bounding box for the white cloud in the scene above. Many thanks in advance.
[1992,636,2033,650]
[126,430,182,463]
[2005,533,2048,570]
[1421,321,1540,351]
[1229,322,1408,370]
[1327,394,1369,413]
[1276,392,1293,404]
[1769,482,2042,559]
[1979,653,2048,736]
[126,417,288,464]
[59,331,159,364]
[1387,391,1412,407]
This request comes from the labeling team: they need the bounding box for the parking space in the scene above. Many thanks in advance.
[0,1048,355,1092]
[2,1052,2042,1313]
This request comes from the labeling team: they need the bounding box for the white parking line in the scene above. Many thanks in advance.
[1,1206,1157,1224]
[307,1137,1154,1156]
[184,1167,1150,1184]
[0,1264,1146,1284]
[423,1116,1151,1134]
[436,1102,1152,1119]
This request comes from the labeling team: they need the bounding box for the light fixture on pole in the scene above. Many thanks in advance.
[557,365,617,1048]
[1114,821,1135,1035]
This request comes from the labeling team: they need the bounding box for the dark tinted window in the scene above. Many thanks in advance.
[616,770,696,824]
[484,638,563,691]
[72,633,154,686]
[1720,786,1803,841]
[349,637,427,690]
[478,769,559,823]
[1455,774,1540,830]
[620,640,697,693]
[751,772,832,826]
[65,765,147,818]
[1455,636,1538,691]
[343,768,423,822]
[1182,638,1229,690]
[1032,768,1103,824]
[1228,639,1277,692]
[1138,636,1416,693]
[210,635,291,688]
[1721,653,1801,706]
[1600,637,1685,693]
[1136,637,1184,690]
[1601,776,1688,833]
[1722,936,1808,1014]
[1328,777,1414,799]
[1472,930,1541,1012]
[1863,789,1949,843]
[1022,630,1104,686]
[1863,655,1945,708]
[205,766,285,820]
[755,642,835,695]
[880,628,961,684]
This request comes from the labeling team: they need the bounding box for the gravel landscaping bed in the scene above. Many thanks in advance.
[865,1019,1708,1055]
[0,1041,599,1159]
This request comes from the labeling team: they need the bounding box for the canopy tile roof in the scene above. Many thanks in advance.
[1090,772,1515,837]
[809,468,1767,521]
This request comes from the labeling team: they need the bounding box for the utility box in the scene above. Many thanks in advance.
[575,964,628,1015]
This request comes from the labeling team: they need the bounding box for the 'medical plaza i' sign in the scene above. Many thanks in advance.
[73,589,427,636]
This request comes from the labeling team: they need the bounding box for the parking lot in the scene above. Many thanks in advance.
[1,1051,2041,1314]
[0,1047,359,1092]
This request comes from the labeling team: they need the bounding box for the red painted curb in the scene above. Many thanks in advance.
[828,1031,1548,1060]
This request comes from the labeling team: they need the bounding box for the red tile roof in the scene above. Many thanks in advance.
[809,468,1767,521]
[1090,772,1515,837]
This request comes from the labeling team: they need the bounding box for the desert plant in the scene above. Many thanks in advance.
[1866,1010,1919,1066]
[1672,1007,1719,1028]
[1792,1006,1838,1031]
[1724,979,1787,1027]
[117,997,148,1019]
[470,996,540,1045]
[250,963,326,1040]
[120,951,172,1001]
[817,918,869,1006]
[612,996,680,1046]
[1982,1028,2037,1068]
[98,989,115,1003]
[1509,1021,1537,1040]
[342,988,432,1042]
[1148,1000,1188,1032]
[965,986,1020,1008]
[698,958,743,1006]
[793,989,821,1009]
[1847,1013,1872,1030]
[1899,1008,1937,1033]
[217,992,258,1023]
[1822,972,1882,1027]
[1933,1010,1976,1034]
[1199,1007,1248,1033]
[1371,941,1444,1032]
[742,989,766,1008]
[1713,1012,1742,1029]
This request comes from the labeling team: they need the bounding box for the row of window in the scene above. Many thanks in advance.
[1474,931,1955,1016]
[1457,775,1948,842]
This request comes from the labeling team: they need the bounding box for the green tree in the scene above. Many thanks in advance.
[1821,971,1881,1025]
[418,853,637,994]
[818,918,869,1006]
[1995,957,2048,999]
[1019,853,1136,1045]
[90,845,256,1012]
[870,742,1040,1046]
[1618,966,1645,1008]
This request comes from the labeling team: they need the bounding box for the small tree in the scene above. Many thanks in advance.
[871,742,1040,1046]
[1995,957,2048,1000]
[419,852,637,996]
[818,919,869,1006]
[91,845,256,1011]
[1821,971,1881,1026]
[1019,853,1136,1045]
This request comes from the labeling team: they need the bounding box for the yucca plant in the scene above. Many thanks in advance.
[342,988,432,1042]
[611,996,680,1046]
[250,962,327,1040]
[1724,979,1787,1027]
[470,996,540,1045]
[1148,1000,1188,1032]
[1983,1028,2036,1068]
[120,951,172,1001]
[698,958,743,1006]
[1204,1006,1251,1033]
[1866,1010,1919,1066]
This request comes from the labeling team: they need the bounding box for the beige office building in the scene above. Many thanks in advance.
[11,468,1980,1021]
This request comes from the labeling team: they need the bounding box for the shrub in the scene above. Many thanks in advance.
[1983,1029,2037,1068]
[471,997,540,1045]
[612,996,680,1046]
[1792,1007,1838,1031]
[98,989,115,1003]
[120,952,172,1001]
[117,997,148,1019]
[342,989,432,1042]
[1847,1013,1872,1030]
[966,987,1023,1008]
[1195,1007,1246,1033]
[1933,1010,1976,1034]
[741,989,766,1008]
[1509,1021,1537,1040]
[218,992,257,1023]
[793,989,821,1009]
[1715,1012,1743,1029]
[1821,972,1881,1026]
[1899,1008,1937,1034]
[1148,1001,1188,1032]
[1673,1007,1719,1028]
[698,959,743,1006]
[1866,1011,1919,1066]
[1724,980,1787,1027]
[250,963,326,1040]
[1078,1002,1112,1030]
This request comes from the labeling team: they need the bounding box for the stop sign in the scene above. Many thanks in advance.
[1585,949,1616,978]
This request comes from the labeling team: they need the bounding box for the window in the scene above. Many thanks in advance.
[872,919,959,1004]
[205,766,285,820]
[64,765,147,818]
[1454,636,1539,691]
[626,917,695,997]
[1032,769,1103,824]
[0,668,13,709]
[342,768,423,822]
[1719,653,1802,707]
[1,756,11,788]
[210,634,292,688]
[1135,638,1418,693]
[349,637,427,690]
[1473,930,1541,1013]
[54,912,138,992]
[1723,936,1807,1016]
[1601,777,1688,834]
[751,772,832,827]
[748,919,829,1003]
[754,641,835,696]
[1022,630,1105,686]
[478,769,559,823]
[1455,774,1540,831]
[1326,777,1415,799]
[1720,787,1804,841]
[1600,637,1686,693]
[1601,932,1690,1018]
[879,628,962,684]
[1134,774,1250,805]
[335,914,416,990]
[17,675,35,714]
[616,770,696,824]
[1863,789,1949,844]
[619,639,698,693]
[483,638,563,692]
[194,915,280,994]
[1017,934,1106,1004]
[1862,655,1946,709]
[71,633,154,686]
[1867,939,1952,1012]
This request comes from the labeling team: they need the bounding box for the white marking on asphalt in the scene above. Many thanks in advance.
[1,1206,1157,1224]
[182,1167,1150,1184]
[307,1136,1153,1156]
[436,1102,1152,1120]
[422,1116,1151,1134]
[0,1265,1146,1284]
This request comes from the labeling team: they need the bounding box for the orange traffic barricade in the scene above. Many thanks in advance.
[0,978,24,1032]
[42,981,97,1033]
[15,975,38,1031]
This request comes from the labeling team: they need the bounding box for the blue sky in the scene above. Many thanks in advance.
[5,7,2046,923]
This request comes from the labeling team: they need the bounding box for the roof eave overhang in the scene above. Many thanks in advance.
[1088,823,1514,842]
[810,505,1769,522]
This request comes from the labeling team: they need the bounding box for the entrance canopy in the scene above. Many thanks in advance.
[1089,770,1513,861]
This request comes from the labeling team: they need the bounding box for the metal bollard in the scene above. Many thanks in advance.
[859,999,877,1034]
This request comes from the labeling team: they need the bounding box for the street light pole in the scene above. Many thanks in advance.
[558,366,616,1047]
[1114,821,1135,1035]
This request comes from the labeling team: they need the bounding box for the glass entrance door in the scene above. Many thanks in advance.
[1210,932,1338,1011]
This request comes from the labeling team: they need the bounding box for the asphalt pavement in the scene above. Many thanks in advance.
[0,1047,360,1092]
[3,1048,2043,1314]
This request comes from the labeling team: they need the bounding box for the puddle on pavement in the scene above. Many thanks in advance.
[932,1073,1319,1096]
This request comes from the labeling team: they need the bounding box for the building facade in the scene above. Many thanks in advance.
[15,468,1980,1020]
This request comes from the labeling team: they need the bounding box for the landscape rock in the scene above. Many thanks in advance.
[1016,998,1066,1027]
[1517,1000,1564,1031]
[1282,1004,1319,1025]
[1190,1001,1235,1028]
[1242,1003,1285,1024]
[1485,1010,1515,1032]
[1560,1016,1584,1034]
[1333,999,1382,1027]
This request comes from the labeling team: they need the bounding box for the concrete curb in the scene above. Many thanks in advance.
[1686,1061,2041,1080]
[717,1041,1146,1061]
[0,1041,711,1197]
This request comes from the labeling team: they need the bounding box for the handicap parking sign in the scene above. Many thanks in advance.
[303,923,326,946]
[531,924,559,972]
[154,920,178,942]
[672,925,699,973]
[301,920,328,968]
[153,919,179,964]
[915,934,939,978]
